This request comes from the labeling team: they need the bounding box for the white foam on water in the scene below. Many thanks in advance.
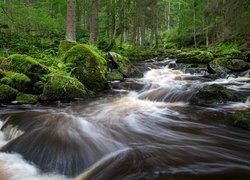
[0,153,70,180]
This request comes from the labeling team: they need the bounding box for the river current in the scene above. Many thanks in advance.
[0,59,250,180]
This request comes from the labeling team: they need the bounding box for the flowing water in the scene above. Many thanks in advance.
[0,59,250,180]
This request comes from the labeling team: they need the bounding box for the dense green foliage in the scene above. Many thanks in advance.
[1,0,249,56]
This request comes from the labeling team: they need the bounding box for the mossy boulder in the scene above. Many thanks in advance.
[107,52,143,78]
[230,112,250,130]
[107,69,124,81]
[190,84,239,105]
[1,54,47,82]
[16,93,38,104]
[0,84,18,104]
[40,73,89,101]
[58,40,77,55]
[208,58,249,77]
[0,72,31,92]
[63,44,107,91]
[176,51,214,64]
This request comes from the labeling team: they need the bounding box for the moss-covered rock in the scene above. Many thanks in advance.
[230,112,250,130]
[0,72,31,92]
[63,44,107,91]
[0,84,18,104]
[208,58,249,77]
[40,73,89,100]
[107,52,143,78]
[1,54,47,82]
[190,84,239,105]
[16,93,38,104]
[58,40,77,55]
[176,51,214,64]
[107,69,124,81]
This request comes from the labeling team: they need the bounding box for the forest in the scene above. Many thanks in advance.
[0,0,250,180]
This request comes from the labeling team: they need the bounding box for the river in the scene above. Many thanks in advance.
[0,59,250,180]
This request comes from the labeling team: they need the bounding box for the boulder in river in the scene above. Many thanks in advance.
[176,51,214,64]
[190,84,240,105]
[107,69,124,81]
[208,58,249,77]
[230,112,250,130]
[40,72,90,100]
[107,52,143,78]
[0,84,18,104]
[63,44,108,91]
[16,93,38,104]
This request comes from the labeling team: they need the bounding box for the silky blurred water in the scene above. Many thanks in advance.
[0,60,250,180]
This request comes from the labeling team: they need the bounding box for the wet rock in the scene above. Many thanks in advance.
[16,93,38,104]
[111,81,144,91]
[63,44,107,91]
[230,112,250,130]
[190,84,240,105]
[208,58,249,77]
[107,52,143,78]
[107,69,124,81]
[40,73,90,101]
[0,84,18,104]
[244,51,250,63]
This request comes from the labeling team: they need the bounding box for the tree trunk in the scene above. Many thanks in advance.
[66,0,76,42]
[89,0,99,43]
[192,0,197,48]
[168,0,171,30]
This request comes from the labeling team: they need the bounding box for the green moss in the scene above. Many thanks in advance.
[107,70,124,81]
[210,58,249,72]
[0,72,31,92]
[0,84,18,103]
[58,40,78,55]
[230,112,250,130]
[16,93,38,104]
[40,72,90,100]
[1,54,47,83]
[108,52,143,78]
[63,44,107,91]
[176,51,214,64]
[6,54,41,73]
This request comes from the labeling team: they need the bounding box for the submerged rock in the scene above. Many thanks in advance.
[107,52,143,78]
[0,84,18,104]
[63,44,107,91]
[40,73,89,100]
[208,58,249,77]
[190,84,239,105]
[16,93,38,104]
